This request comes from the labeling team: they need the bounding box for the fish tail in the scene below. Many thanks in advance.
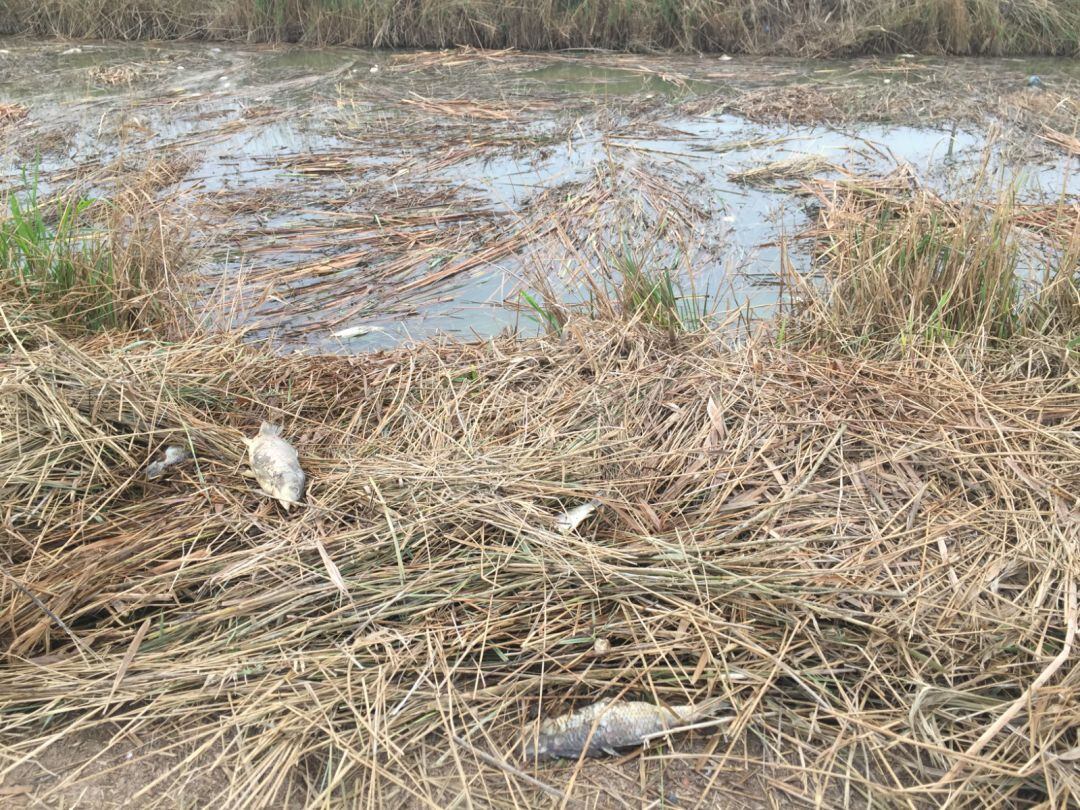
[259,422,282,437]
[672,696,730,724]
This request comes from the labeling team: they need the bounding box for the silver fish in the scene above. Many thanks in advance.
[522,698,721,761]
[554,498,602,533]
[146,445,190,479]
[244,422,305,510]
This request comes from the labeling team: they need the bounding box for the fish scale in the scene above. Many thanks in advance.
[522,698,713,760]
[245,422,306,509]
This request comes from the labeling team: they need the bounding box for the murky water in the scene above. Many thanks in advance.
[1,40,1076,349]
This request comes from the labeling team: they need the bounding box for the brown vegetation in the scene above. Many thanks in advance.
[2,0,1079,56]
[1,32,1078,807]
[788,168,1080,357]
[1,289,1078,804]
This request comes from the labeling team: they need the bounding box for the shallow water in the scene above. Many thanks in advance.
[518,62,716,96]
[1,40,1076,349]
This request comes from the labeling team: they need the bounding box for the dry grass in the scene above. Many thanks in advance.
[1040,126,1080,157]
[0,104,29,127]
[1,31,1079,806]
[722,85,846,125]
[0,161,195,335]
[88,63,143,85]
[730,154,833,186]
[787,168,1080,357]
[0,306,1077,806]
[2,0,1079,55]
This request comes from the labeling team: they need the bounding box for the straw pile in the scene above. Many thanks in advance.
[0,104,29,127]
[1,315,1077,806]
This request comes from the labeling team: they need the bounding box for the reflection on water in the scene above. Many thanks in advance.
[1,39,1076,350]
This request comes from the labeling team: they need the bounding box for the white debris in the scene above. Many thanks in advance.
[369,65,380,73]
[61,47,83,55]
[719,54,733,61]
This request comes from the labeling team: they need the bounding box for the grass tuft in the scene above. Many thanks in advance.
[520,244,711,337]
[609,248,703,332]
[0,164,191,333]
[788,169,1080,356]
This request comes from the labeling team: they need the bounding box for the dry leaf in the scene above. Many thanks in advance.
[109,617,152,701]
[316,539,348,594]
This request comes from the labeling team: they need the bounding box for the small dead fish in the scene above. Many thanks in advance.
[244,422,305,510]
[522,697,725,761]
[331,325,371,339]
[146,445,190,479]
[554,498,602,533]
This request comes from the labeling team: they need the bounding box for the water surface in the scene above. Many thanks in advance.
[1,40,1076,349]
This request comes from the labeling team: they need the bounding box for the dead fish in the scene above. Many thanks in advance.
[146,445,190,479]
[332,325,370,339]
[522,697,725,761]
[243,422,305,510]
[554,498,602,533]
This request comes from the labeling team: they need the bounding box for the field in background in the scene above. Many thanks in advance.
[2,0,1080,56]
